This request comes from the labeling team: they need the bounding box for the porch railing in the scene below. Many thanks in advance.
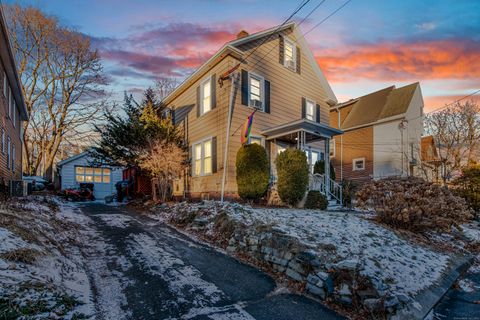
[309,173,343,206]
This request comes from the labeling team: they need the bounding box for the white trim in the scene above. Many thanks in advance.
[352,157,365,171]
[329,138,336,158]
[228,22,296,47]
[199,76,212,116]
[192,136,213,177]
[248,72,265,112]
[248,135,264,146]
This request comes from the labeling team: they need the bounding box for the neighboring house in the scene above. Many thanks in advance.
[419,135,441,183]
[57,152,123,199]
[165,22,343,201]
[330,82,424,182]
[0,5,28,190]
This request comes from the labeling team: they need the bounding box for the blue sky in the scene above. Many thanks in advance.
[6,0,480,110]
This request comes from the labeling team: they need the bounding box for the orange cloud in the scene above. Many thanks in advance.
[315,39,480,82]
[424,94,480,113]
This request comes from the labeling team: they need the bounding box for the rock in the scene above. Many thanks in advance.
[357,288,378,300]
[396,293,411,304]
[338,296,352,305]
[306,274,320,284]
[338,283,351,296]
[316,271,329,280]
[364,298,382,311]
[283,251,294,260]
[335,259,359,270]
[226,246,236,253]
[228,238,236,245]
[288,260,307,275]
[306,283,325,299]
[286,268,304,281]
[384,296,399,308]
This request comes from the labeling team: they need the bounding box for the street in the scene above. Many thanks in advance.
[78,203,344,320]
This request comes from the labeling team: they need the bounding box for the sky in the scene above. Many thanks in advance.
[6,0,480,112]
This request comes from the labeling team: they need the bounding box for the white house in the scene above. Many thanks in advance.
[57,152,123,199]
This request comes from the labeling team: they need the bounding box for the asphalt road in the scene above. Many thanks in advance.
[78,203,344,320]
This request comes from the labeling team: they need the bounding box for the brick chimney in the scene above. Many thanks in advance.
[236,30,249,39]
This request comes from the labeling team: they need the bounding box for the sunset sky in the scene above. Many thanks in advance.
[7,0,480,111]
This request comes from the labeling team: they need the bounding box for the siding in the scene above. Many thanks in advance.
[167,26,335,198]
[0,59,22,183]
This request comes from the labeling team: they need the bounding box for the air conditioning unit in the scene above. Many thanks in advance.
[286,60,296,69]
[9,180,28,197]
[250,99,263,109]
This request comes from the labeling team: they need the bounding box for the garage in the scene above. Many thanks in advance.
[57,152,123,199]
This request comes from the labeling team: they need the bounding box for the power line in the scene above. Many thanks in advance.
[303,0,353,36]
[425,89,480,115]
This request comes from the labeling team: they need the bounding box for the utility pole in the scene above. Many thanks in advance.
[220,72,239,202]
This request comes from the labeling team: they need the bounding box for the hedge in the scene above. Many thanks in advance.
[236,144,270,201]
[275,149,309,206]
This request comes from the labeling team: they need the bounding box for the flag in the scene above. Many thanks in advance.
[241,111,254,144]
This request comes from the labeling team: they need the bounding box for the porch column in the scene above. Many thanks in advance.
[325,138,330,197]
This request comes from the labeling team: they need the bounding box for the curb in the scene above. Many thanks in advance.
[396,253,474,320]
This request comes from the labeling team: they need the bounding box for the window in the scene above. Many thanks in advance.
[283,37,296,70]
[6,137,11,169]
[1,128,4,154]
[200,78,212,115]
[277,145,286,155]
[2,71,6,97]
[75,166,111,183]
[304,149,320,173]
[11,144,15,172]
[8,89,12,118]
[305,99,315,121]
[12,101,16,127]
[249,73,264,110]
[353,158,365,171]
[193,138,213,176]
[329,139,335,158]
[248,136,263,146]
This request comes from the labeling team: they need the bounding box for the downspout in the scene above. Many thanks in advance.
[337,106,343,181]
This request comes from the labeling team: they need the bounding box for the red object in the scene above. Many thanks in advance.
[63,187,95,201]
[123,166,152,196]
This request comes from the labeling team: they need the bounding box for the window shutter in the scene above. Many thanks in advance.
[241,69,249,106]
[265,140,271,171]
[189,145,193,176]
[296,46,301,74]
[316,104,321,123]
[211,74,216,109]
[196,86,201,117]
[264,80,270,113]
[279,36,284,65]
[212,136,217,173]
[301,97,306,119]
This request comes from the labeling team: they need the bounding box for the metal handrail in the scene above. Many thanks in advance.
[309,173,343,206]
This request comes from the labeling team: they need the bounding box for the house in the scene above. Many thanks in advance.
[329,82,424,183]
[164,22,343,202]
[57,152,123,199]
[0,6,28,192]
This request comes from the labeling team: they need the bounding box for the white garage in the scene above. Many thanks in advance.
[57,152,123,199]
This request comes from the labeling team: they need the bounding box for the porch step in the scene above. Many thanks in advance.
[327,199,342,211]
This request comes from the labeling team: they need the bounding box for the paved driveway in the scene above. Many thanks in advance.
[78,203,344,320]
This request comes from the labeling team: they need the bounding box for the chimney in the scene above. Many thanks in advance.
[236,30,249,39]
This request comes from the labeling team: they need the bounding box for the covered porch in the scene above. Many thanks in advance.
[261,119,343,204]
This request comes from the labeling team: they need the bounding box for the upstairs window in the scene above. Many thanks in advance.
[283,37,296,70]
[200,78,212,115]
[249,73,264,110]
[305,99,315,121]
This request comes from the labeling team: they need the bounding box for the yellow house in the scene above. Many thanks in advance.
[164,22,343,201]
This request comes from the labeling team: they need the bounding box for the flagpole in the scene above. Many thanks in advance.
[221,72,239,202]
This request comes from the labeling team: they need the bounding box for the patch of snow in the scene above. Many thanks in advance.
[97,214,133,228]
[457,278,477,293]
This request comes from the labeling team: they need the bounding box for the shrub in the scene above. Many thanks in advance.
[452,165,480,215]
[356,177,473,233]
[236,144,270,201]
[313,160,336,181]
[276,149,309,206]
[304,191,328,210]
[341,179,357,209]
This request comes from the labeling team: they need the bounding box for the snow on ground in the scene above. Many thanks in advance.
[97,213,133,228]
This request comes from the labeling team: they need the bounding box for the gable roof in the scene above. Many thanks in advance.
[336,82,419,130]
[162,22,337,106]
[57,151,90,167]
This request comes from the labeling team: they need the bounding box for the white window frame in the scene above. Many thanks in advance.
[352,157,366,171]
[8,88,12,119]
[248,135,264,146]
[11,144,15,173]
[305,98,315,121]
[329,139,336,158]
[6,136,11,170]
[192,137,213,176]
[200,77,212,116]
[305,148,321,173]
[283,37,297,70]
[75,166,112,184]
[248,73,265,111]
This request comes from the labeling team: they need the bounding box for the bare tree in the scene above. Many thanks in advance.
[155,77,179,101]
[426,100,480,184]
[3,4,108,178]
[139,139,186,202]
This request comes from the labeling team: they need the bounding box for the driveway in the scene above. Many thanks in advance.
[77,203,344,320]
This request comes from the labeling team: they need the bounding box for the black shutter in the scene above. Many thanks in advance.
[241,69,249,106]
[212,136,217,173]
[211,74,216,109]
[316,104,321,123]
[188,145,193,176]
[296,46,301,74]
[265,140,271,173]
[196,86,201,117]
[279,36,284,65]
[264,80,270,113]
[301,97,306,119]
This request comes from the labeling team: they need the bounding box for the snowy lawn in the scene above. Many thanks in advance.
[0,196,94,319]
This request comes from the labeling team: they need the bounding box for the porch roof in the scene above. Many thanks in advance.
[260,119,343,141]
